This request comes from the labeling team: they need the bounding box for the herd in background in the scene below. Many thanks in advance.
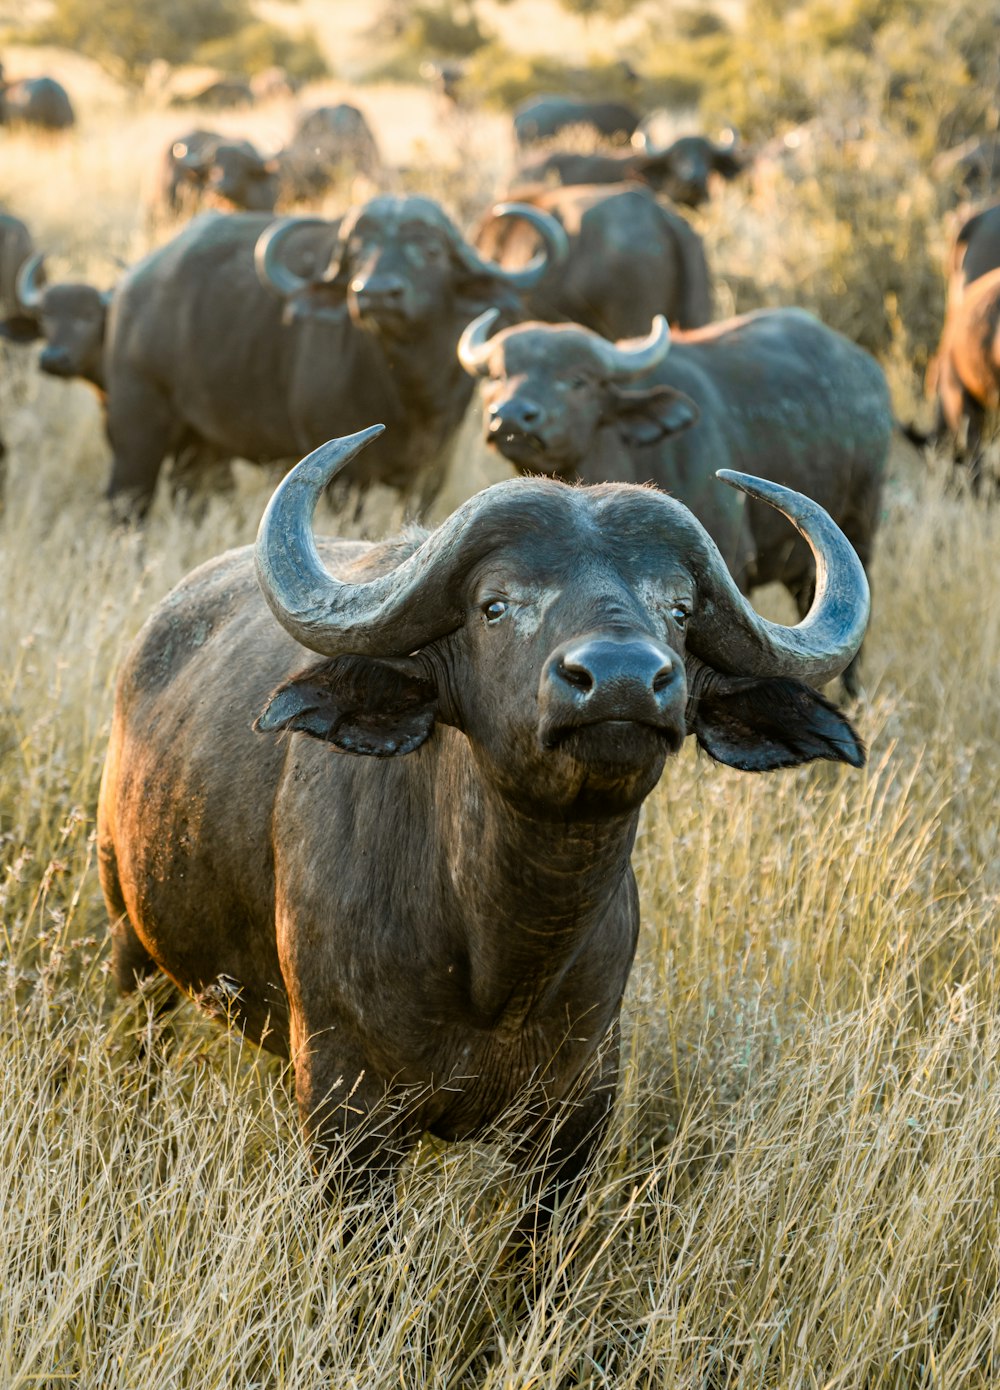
[3,49,998,1225]
[1,58,999,624]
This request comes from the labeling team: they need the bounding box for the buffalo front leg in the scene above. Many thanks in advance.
[291,1025,422,1221]
[105,380,181,522]
[510,1024,620,1257]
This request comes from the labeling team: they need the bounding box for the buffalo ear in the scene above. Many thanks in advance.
[0,314,42,343]
[255,655,437,757]
[712,149,744,180]
[690,675,865,771]
[606,384,699,447]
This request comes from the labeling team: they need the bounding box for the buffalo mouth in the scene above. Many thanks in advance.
[486,421,574,475]
[540,716,685,764]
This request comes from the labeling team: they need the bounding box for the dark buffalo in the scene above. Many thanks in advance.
[170,77,254,110]
[0,252,108,387]
[280,103,382,202]
[99,425,868,1228]
[0,210,33,315]
[0,72,75,130]
[513,96,640,148]
[475,183,712,339]
[948,201,1000,291]
[101,197,565,516]
[517,132,744,208]
[157,129,281,216]
[459,312,891,696]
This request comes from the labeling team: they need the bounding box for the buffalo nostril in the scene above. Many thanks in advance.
[652,662,675,693]
[559,658,594,693]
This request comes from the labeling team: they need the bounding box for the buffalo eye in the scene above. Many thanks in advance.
[482,599,509,624]
[669,603,689,628]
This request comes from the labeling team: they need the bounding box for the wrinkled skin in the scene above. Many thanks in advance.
[513,96,639,148]
[470,314,892,696]
[157,130,280,217]
[517,136,744,208]
[0,75,75,130]
[99,476,864,1231]
[103,199,553,516]
[0,282,109,386]
[475,184,712,338]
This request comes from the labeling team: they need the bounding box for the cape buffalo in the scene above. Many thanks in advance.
[0,252,108,387]
[0,210,33,315]
[102,197,565,517]
[156,129,281,216]
[0,72,75,130]
[923,266,1000,492]
[280,104,382,202]
[459,311,892,696]
[513,96,640,148]
[474,184,712,339]
[517,132,744,208]
[99,425,869,1231]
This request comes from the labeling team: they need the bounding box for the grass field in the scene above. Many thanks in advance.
[1,18,999,1389]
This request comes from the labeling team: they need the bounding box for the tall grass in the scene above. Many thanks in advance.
[1,32,999,1390]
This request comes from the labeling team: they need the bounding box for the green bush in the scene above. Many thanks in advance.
[26,0,252,85]
[462,46,646,112]
[195,21,329,84]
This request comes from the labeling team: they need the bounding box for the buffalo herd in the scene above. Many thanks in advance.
[2,58,997,1228]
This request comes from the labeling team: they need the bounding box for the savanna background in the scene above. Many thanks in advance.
[1,0,999,1384]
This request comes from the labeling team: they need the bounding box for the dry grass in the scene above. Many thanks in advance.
[2,26,1000,1390]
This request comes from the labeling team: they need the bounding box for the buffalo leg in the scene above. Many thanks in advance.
[291,1029,421,1214]
[510,1025,620,1257]
[105,381,181,521]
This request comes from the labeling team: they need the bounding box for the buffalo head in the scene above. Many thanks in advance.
[631,127,743,207]
[459,311,695,474]
[254,427,868,817]
[172,134,280,212]
[0,252,109,386]
[255,196,567,341]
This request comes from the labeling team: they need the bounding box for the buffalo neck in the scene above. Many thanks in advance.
[433,731,641,1029]
[374,309,476,430]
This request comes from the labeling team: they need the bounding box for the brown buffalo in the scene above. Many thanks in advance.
[99,426,868,1230]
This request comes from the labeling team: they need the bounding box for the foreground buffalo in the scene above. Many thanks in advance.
[102,197,564,516]
[460,312,891,695]
[0,252,109,386]
[156,129,281,216]
[99,425,868,1226]
[0,72,75,130]
[513,96,639,148]
[474,184,712,338]
[517,132,743,208]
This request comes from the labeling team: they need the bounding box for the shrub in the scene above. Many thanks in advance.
[195,21,329,84]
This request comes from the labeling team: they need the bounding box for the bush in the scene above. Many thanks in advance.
[195,21,329,84]
[462,46,647,112]
[27,0,252,85]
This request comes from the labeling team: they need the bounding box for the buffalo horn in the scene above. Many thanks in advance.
[255,216,332,298]
[15,252,46,312]
[257,426,492,658]
[457,308,501,377]
[592,316,671,379]
[686,472,870,687]
[457,203,568,290]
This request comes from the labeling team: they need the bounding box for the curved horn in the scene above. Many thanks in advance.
[255,216,332,299]
[591,316,671,380]
[686,471,870,686]
[457,308,500,377]
[457,203,568,291]
[15,252,46,312]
